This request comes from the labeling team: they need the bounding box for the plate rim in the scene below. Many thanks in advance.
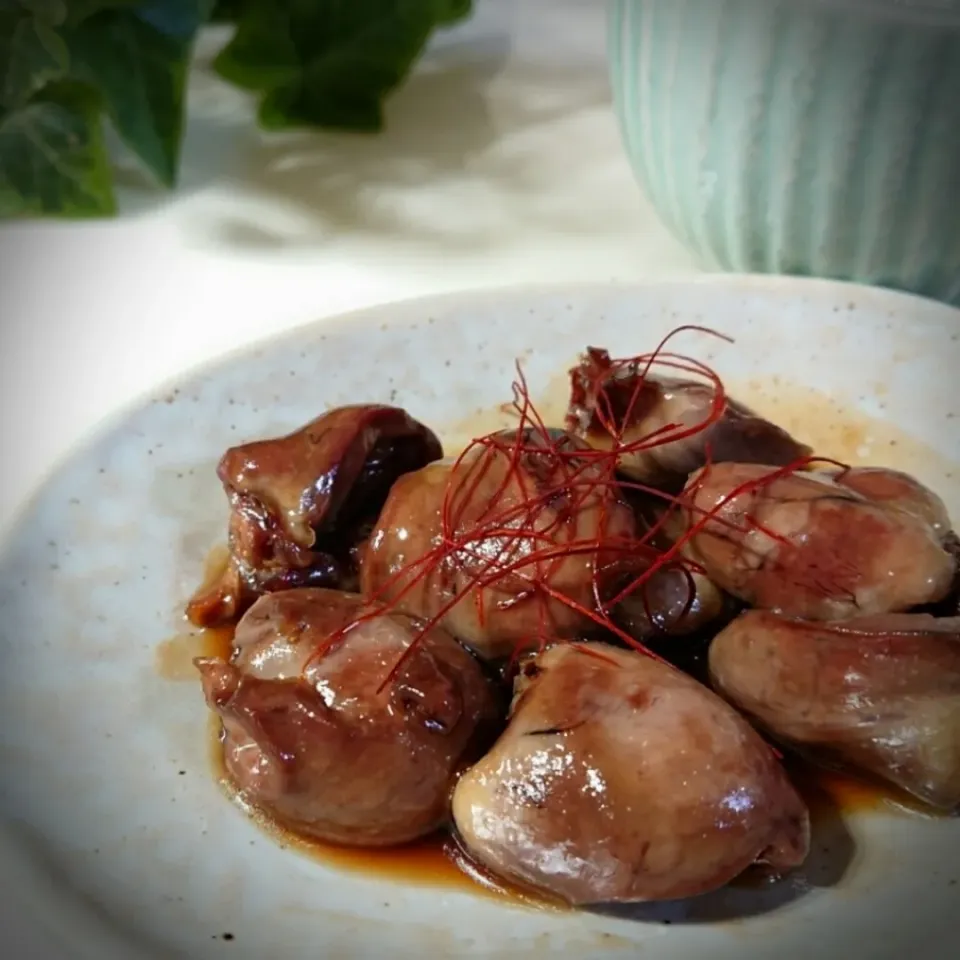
[5,273,958,541]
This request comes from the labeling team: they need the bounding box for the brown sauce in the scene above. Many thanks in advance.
[154,624,235,680]
[230,799,559,910]
[805,769,890,813]
[198,622,235,661]
[790,761,938,819]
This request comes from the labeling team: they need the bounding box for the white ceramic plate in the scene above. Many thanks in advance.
[1,278,959,960]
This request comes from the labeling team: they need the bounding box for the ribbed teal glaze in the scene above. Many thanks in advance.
[608,0,960,305]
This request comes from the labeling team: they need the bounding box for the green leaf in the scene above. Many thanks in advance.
[65,1,207,186]
[0,11,70,108]
[133,0,216,41]
[0,80,116,217]
[436,0,472,25]
[215,0,474,132]
[64,1,146,27]
[209,0,245,22]
[213,2,300,92]
[9,0,66,25]
[65,1,212,31]
[257,78,381,132]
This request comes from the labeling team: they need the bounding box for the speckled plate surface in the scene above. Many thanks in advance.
[1,277,959,960]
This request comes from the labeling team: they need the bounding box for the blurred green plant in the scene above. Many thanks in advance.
[0,0,473,218]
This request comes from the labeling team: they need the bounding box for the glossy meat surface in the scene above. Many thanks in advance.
[613,497,728,640]
[825,465,952,540]
[709,610,960,810]
[229,587,365,680]
[566,348,810,487]
[361,429,636,660]
[452,643,809,904]
[615,565,726,640]
[679,462,954,619]
[187,405,442,627]
[196,589,496,845]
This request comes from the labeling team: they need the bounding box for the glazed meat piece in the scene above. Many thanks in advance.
[615,564,725,640]
[228,587,365,679]
[566,347,810,488]
[823,465,952,540]
[187,405,443,627]
[677,462,954,619]
[452,643,809,904]
[196,588,497,845]
[709,610,960,810]
[613,497,728,640]
[362,428,636,661]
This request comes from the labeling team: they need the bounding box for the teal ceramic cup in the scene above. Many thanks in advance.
[608,0,960,304]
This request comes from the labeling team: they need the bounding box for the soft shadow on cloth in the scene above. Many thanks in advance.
[113,32,613,253]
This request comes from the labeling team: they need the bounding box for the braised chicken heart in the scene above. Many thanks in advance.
[824,466,952,541]
[567,347,810,488]
[452,642,809,904]
[678,462,954,619]
[187,405,442,627]
[709,610,960,810]
[196,588,497,845]
[613,496,729,641]
[361,428,635,661]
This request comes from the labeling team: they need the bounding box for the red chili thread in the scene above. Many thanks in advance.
[362,330,739,684]
[304,328,854,702]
